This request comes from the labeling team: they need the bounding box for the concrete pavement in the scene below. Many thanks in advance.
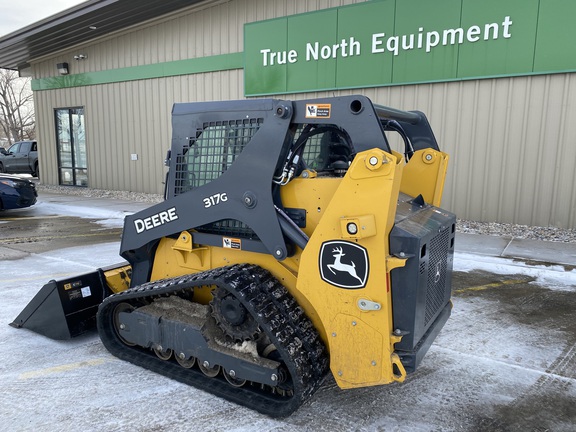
[456,232,576,267]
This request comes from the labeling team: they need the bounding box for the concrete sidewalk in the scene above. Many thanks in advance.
[455,232,576,267]
[38,190,576,267]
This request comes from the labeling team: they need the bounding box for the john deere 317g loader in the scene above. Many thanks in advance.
[12,95,455,417]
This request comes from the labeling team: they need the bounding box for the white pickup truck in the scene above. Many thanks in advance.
[0,141,39,177]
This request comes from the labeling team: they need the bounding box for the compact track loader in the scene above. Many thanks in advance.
[12,95,455,417]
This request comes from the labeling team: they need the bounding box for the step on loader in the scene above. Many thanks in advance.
[11,95,456,417]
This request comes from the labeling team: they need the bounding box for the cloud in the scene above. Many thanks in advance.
[0,1,84,37]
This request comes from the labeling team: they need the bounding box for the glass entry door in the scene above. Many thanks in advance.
[55,108,87,186]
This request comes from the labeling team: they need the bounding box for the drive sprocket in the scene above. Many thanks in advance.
[210,286,260,342]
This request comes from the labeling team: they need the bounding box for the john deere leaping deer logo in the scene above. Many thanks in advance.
[319,241,369,289]
[327,246,363,284]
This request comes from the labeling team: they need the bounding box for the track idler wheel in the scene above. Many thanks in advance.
[113,303,136,347]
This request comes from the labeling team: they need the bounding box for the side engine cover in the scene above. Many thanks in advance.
[389,193,456,373]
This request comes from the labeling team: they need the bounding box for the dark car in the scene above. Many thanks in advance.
[0,174,37,210]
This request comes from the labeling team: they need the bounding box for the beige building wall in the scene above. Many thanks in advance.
[31,0,576,229]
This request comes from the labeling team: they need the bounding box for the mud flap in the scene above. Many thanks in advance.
[10,268,117,340]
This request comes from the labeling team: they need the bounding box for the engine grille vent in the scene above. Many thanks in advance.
[419,261,426,275]
[424,227,451,325]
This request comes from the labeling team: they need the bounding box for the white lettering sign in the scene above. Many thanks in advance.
[134,207,179,234]
[259,16,513,66]
[306,37,361,61]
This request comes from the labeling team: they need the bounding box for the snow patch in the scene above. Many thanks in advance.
[33,201,130,228]
[454,252,576,290]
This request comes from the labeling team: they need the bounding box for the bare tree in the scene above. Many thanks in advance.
[0,68,35,146]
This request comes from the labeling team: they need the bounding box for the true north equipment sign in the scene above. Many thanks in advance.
[244,0,576,96]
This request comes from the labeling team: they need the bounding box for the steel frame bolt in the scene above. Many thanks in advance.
[271,374,278,382]
[203,361,210,368]
[369,156,379,166]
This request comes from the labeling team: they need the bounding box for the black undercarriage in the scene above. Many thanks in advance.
[97,264,329,417]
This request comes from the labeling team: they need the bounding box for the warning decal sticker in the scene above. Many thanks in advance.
[305,104,331,119]
[223,237,242,250]
[63,280,83,291]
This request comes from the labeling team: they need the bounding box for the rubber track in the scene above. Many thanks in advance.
[97,263,329,417]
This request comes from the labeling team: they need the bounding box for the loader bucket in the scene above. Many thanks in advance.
[10,264,131,340]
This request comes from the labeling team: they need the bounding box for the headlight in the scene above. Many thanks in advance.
[0,179,17,187]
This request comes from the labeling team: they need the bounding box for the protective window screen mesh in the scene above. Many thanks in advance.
[298,126,323,170]
[174,118,263,196]
[297,125,353,172]
[173,118,262,239]
[197,218,259,239]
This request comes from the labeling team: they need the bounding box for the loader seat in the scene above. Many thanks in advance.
[304,128,353,172]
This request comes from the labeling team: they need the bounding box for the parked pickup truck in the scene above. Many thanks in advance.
[0,141,39,177]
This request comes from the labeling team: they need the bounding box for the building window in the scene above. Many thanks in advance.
[55,107,87,186]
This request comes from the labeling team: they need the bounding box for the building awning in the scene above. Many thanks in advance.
[0,0,204,71]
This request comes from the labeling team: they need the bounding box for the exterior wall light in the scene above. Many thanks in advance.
[56,62,69,75]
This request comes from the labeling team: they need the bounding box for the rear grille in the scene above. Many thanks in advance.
[424,227,451,325]
[419,261,426,275]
